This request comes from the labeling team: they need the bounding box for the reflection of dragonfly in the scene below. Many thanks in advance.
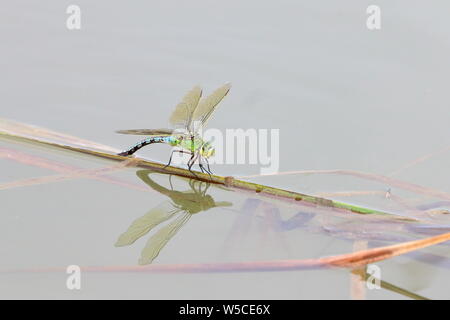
[115,170,232,265]
[117,84,231,176]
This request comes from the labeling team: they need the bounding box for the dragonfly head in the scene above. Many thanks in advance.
[200,142,215,158]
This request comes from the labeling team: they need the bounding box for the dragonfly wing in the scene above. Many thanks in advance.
[139,211,191,265]
[169,85,202,130]
[193,83,231,127]
[115,201,180,247]
[116,128,174,136]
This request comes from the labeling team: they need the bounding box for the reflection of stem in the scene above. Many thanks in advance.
[239,169,450,201]
[9,232,450,275]
[361,273,429,300]
[388,145,450,177]
[316,190,385,198]
[0,147,150,192]
[0,157,144,191]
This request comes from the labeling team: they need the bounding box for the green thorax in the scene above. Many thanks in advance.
[169,134,213,158]
[178,135,206,152]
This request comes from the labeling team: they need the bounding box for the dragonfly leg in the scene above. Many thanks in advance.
[188,167,198,179]
[164,149,192,169]
[198,180,210,196]
[190,179,200,192]
[204,157,213,175]
[164,151,174,168]
[197,181,204,194]
[169,174,174,190]
[199,164,211,180]
[187,153,199,178]
[190,179,203,192]
[193,180,203,194]
[203,182,210,195]
[198,156,212,180]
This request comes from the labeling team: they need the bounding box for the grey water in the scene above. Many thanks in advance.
[0,1,449,299]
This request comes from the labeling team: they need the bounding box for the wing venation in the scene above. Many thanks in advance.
[193,83,231,126]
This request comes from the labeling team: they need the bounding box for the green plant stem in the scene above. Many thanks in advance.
[0,131,413,220]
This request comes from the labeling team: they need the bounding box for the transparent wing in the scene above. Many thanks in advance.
[116,128,174,136]
[169,85,202,130]
[139,211,191,265]
[193,83,231,127]
[114,201,181,247]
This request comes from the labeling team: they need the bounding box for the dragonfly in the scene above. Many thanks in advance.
[117,83,231,176]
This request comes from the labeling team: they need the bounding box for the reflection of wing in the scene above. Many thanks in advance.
[193,83,231,126]
[169,86,202,129]
[115,202,180,247]
[116,128,174,136]
[139,211,191,265]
